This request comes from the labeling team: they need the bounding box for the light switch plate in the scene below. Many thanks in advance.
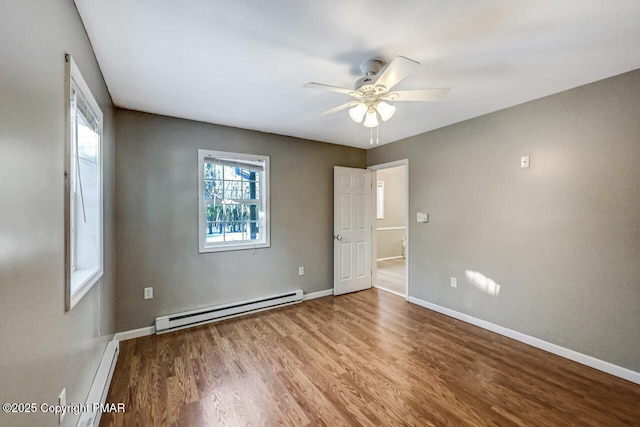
[417,212,429,223]
[521,155,530,168]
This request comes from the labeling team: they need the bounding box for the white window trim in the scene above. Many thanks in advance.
[64,54,104,311]
[198,149,270,253]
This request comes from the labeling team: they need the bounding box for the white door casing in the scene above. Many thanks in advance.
[334,166,372,295]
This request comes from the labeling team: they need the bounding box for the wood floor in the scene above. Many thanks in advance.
[101,289,640,426]
[376,258,406,295]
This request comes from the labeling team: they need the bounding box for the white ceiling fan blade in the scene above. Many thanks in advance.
[321,101,359,116]
[382,88,450,102]
[304,82,358,97]
[374,56,420,92]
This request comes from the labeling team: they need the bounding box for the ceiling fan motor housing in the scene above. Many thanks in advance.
[355,76,388,99]
[360,58,383,76]
[355,59,387,95]
[354,76,374,90]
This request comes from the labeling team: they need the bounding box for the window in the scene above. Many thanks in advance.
[377,180,384,219]
[65,55,103,310]
[198,150,270,252]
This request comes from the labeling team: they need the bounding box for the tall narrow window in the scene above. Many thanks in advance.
[65,55,103,310]
[198,149,270,252]
[377,180,385,219]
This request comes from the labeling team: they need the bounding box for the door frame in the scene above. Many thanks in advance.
[368,159,409,300]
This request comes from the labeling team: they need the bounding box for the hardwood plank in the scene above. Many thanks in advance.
[101,289,640,426]
[377,258,406,295]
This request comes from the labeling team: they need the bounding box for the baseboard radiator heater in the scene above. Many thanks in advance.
[77,339,119,427]
[155,290,303,334]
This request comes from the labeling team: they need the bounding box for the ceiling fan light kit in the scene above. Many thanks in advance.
[304,55,449,144]
[363,108,379,128]
[375,101,396,121]
[349,100,396,127]
[348,102,368,123]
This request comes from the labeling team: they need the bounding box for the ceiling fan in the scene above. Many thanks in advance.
[304,56,450,130]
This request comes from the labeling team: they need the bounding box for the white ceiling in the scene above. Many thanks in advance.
[74,0,640,149]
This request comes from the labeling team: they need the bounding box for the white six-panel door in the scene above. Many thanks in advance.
[334,166,372,295]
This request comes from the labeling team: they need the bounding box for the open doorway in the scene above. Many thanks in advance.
[370,160,408,299]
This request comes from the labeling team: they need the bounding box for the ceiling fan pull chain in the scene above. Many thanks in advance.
[370,126,373,145]
[376,126,379,145]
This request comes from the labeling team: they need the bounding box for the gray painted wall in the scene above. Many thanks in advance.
[0,1,116,426]
[2,4,637,421]
[367,70,640,372]
[115,109,365,331]
[376,166,407,259]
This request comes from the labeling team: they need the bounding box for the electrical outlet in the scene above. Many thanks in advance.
[144,287,153,299]
[58,388,66,424]
[298,266,304,276]
[451,277,457,288]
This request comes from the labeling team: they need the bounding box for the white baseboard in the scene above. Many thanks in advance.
[77,339,120,427]
[114,326,155,341]
[377,256,404,261]
[408,296,640,385]
[304,289,333,300]
[374,285,405,298]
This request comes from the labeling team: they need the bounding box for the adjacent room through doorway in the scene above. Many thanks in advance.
[371,161,408,297]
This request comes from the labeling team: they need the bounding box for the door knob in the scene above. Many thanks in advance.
[335,234,342,241]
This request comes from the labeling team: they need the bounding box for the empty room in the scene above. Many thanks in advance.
[2,1,640,426]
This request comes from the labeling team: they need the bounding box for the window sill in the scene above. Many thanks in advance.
[69,268,102,310]
[199,242,270,253]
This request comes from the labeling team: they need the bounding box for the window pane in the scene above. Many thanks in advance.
[204,163,217,180]
[204,180,223,200]
[72,91,101,279]
[204,210,261,243]
[240,204,249,220]
[225,225,247,241]
[206,222,224,242]
[205,204,218,222]
[203,179,214,199]
[223,165,237,179]
[223,181,244,199]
